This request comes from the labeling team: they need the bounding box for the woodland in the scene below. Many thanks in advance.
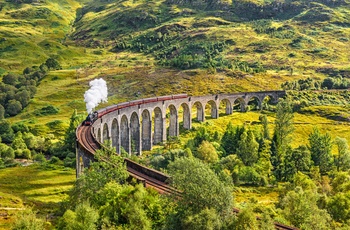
[0,0,350,229]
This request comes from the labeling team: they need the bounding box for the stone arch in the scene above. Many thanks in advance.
[180,103,191,130]
[111,118,119,153]
[233,98,245,112]
[167,104,178,137]
[97,128,101,143]
[192,101,204,122]
[262,95,277,110]
[120,115,129,154]
[130,112,141,155]
[153,107,163,144]
[103,123,110,144]
[141,109,152,151]
[247,96,261,111]
[219,99,232,115]
[205,100,218,118]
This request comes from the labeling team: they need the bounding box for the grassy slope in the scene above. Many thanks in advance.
[0,164,75,229]
[0,0,349,225]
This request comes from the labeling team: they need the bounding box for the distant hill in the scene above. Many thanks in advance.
[0,0,349,126]
[69,0,350,75]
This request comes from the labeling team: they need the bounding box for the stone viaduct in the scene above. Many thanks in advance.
[89,90,286,155]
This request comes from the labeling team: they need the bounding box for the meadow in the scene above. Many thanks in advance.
[0,164,75,229]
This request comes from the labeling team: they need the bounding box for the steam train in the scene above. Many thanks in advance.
[83,94,188,126]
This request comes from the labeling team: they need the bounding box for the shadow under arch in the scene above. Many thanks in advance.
[111,118,119,153]
[262,95,277,110]
[219,98,232,116]
[102,123,109,143]
[180,102,191,130]
[153,107,163,145]
[120,115,129,154]
[205,100,218,119]
[141,109,152,151]
[247,96,261,111]
[130,112,140,155]
[97,128,101,143]
[233,98,245,112]
[167,104,178,137]
[192,101,204,122]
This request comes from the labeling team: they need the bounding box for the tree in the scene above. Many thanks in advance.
[98,182,168,229]
[281,187,332,229]
[69,147,129,207]
[0,143,15,159]
[308,128,333,174]
[0,119,14,143]
[0,104,4,119]
[283,145,311,181]
[15,90,30,108]
[6,99,22,116]
[64,110,84,153]
[334,137,350,171]
[2,73,19,86]
[196,140,218,163]
[183,208,222,230]
[271,98,294,181]
[59,202,99,230]
[11,132,27,151]
[235,206,259,230]
[237,129,259,166]
[259,114,270,140]
[221,123,245,156]
[255,139,273,183]
[327,191,350,223]
[167,157,233,228]
[45,57,61,70]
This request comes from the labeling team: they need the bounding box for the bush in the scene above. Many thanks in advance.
[12,207,45,230]
[22,149,31,159]
[33,153,46,163]
[34,105,59,116]
[49,156,61,165]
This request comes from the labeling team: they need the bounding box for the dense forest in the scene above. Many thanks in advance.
[0,0,350,229]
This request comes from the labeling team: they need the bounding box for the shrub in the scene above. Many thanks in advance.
[12,207,45,230]
[33,153,46,163]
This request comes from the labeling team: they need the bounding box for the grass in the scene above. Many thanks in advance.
[0,164,75,229]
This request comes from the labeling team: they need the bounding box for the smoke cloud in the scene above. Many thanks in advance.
[84,78,108,113]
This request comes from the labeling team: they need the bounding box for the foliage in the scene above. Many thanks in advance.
[12,207,45,230]
[98,182,168,229]
[221,123,246,156]
[280,187,332,229]
[167,157,233,228]
[271,98,294,181]
[69,147,129,207]
[334,137,350,172]
[234,205,259,230]
[308,128,333,174]
[237,129,259,166]
[58,202,99,230]
[327,191,350,224]
[196,140,218,163]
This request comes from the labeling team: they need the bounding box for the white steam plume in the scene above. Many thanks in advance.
[84,78,108,114]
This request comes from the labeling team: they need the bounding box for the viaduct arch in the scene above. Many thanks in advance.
[88,91,285,156]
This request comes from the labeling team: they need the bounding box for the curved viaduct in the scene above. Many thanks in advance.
[89,90,285,156]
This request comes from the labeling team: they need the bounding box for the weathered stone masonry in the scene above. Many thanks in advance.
[90,91,286,155]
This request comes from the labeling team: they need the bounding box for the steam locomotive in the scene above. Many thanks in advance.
[83,94,188,126]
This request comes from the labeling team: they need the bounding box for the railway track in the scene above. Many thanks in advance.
[77,125,298,230]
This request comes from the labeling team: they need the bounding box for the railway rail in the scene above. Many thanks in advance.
[77,124,298,230]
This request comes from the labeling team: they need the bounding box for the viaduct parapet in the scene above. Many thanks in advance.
[87,90,285,157]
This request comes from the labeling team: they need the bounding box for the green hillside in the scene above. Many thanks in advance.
[1,0,350,229]
[0,0,348,130]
